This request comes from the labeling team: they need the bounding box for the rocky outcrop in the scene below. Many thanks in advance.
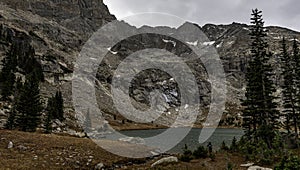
[0,0,300,130]
[0,0,115,132]
[248,166,272,170]
[1,0,115,38]
[93,22,300,127]
[151,156,178,167]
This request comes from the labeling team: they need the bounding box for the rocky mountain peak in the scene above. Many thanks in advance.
[0,0,116,38]
[1,2,300,130]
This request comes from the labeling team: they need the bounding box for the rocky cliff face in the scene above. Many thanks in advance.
[94,21,300,128]
[0,1,300,131]
[0,0,115,130]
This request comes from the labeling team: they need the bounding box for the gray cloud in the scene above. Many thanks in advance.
[104,0,300,31]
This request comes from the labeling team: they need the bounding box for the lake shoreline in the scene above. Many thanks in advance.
[115,125,243,131]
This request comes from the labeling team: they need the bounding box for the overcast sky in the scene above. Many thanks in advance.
[103,0,300,31]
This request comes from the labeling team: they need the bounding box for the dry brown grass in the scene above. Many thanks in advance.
[1,129,289,170]
[128,152,248,170]
[0,130,131,169]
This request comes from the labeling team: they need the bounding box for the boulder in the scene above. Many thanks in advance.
[240,163,254,167]
[151,156,178,167]
[95,163,104,170]
[248,166,272,170]
[7,141,13,149]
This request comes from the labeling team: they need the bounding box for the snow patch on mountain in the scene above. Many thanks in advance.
[203,41,215,46]
[163,39,176,47]
[186,40,198,46]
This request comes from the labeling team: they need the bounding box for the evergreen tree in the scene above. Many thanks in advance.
[5,107,17,130]
[16,73,42,132]
[230,136,238,151]
[0,46,17,100]
[44,111,52,134]
[241,9,279,146]
[280,37,298,135]
[23,54,44,82]
[43,90,64,133]
[55,91,64,121]
[4,77,23,130]
[291,38,300,138]
[45,97,55,133]
[46,91,64,121]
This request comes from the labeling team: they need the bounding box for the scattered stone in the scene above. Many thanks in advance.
[0,110,5,116]
[75,132,86,138]
[150,151,160,156]
[66,129,86,138]
[74,161,80,168]
[33,155,38,160]
[7,141,13,149]
[95,163,104,170]
[56,127,62,132]
[241,163,255,167]
[151,156,178,167]
[248,166,272,170]
[17,145,28,151]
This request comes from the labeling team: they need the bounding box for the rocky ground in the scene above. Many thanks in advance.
[0,129,279,170]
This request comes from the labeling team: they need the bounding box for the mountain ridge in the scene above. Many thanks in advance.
[0,0,300,133]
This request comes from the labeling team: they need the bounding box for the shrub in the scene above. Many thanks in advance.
[221,141,229,151]
[192,145,208,159]
[179,144,193,162]
[227,162,233,170]
[237,130,285,164]
[275,155,300,170]
[209,153,216,161]
[230,137,238,152]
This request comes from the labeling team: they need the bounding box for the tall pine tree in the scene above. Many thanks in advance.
[241,9,279,146]
[45,97,55,133]
[291,38,300,138]
[4,78,23,129]
[280,37,297,135]
[55,91,64,121]
[0,46,17,100]
[16,73,42,132]
[44,90,65,133]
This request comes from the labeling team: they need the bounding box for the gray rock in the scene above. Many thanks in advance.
[17,145,28,151]
[95,163,104,170]
[66,129,86,138]
[7,141,13,149]
[151,156,178,167]
[33,155,38,160]
[248,166,272,170]
[241,163,255,167]
[0,110,5,116]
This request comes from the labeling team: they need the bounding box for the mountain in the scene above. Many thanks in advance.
[0,0,116,131]
[1,0,300,133]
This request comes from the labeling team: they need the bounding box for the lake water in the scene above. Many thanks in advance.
[111,128,244,153]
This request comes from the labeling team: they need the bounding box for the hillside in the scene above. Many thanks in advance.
[0,129,260,170]
[0,0,300,133]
